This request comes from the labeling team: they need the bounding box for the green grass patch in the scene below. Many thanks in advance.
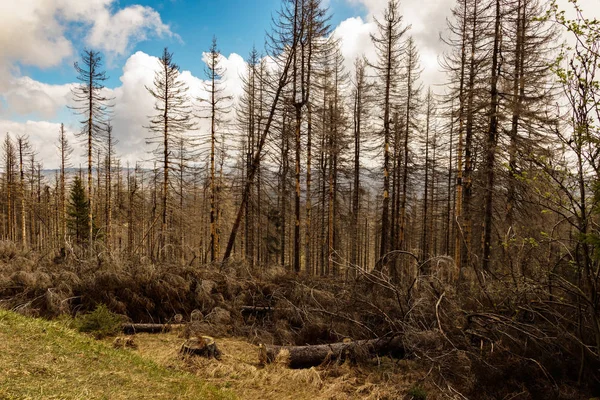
[0,309,234,400]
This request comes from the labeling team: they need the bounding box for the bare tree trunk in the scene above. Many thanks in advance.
[305,104,313,275]
[294,104,302,273]
[482,0,502,271]
[18,138,27,249]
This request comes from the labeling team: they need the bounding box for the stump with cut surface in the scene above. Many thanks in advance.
[258,336,405,369]
[180,336,222,360]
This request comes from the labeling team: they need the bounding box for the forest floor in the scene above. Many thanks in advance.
[128,330,428,400]
[0,308,430,400]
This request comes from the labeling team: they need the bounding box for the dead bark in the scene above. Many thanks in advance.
[258,336,405,368]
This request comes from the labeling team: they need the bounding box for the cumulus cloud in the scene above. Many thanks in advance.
[1,77,74,119]
[339,0,453,87]
[332,16,377,74]
[0,120,79,171]
[0,0,173,70]
[0,0,175,121]
[86,5,176,58]
[108,50,247,166]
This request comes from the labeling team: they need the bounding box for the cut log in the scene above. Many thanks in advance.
[180,336,222,359]
[258,336,405,369]
[121,323,185,334]
[241,305,279,314]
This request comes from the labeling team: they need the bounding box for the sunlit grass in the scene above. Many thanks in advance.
[0,309,235,400]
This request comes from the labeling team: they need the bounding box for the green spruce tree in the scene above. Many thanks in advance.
[67,176,91,245]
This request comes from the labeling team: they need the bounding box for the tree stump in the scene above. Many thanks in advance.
[180,336,222,360]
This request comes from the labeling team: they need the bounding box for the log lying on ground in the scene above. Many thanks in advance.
[240,306,284,318]
[180,336,222,359]
[241,305,279,314]
[258,336,405,369]
[121,323,185,334]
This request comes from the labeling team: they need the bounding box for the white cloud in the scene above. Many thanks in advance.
[86,5,176,58]
[0,0,173,71]
[0,120,79,171]
[0,1,73,71]
[1,77,74,119]
[332,16,377,73]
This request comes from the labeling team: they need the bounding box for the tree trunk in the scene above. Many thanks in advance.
[482,0,502,271]
[259,336,405,369]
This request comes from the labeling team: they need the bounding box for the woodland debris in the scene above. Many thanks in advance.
[180,336,222,359]
[258,336,405,369]
[206,307,231,325]
[113,336,138,349]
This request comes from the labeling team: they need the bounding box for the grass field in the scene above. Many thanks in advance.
[0,309,234,400]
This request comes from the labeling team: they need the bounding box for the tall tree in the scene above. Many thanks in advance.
[369,0,409,271]
[350,58,370,272]
[482,0,502,271]
[3,134,16,241]
[146,48,195,261]
[104,123,117,252]
[199,37,232,262]
[16,136,30,249]
[397,37,422,262]
[57,123,73,246]
[70,50,112,252]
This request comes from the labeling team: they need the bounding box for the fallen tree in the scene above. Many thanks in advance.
[258,336,405,369]
[121,323,184,334]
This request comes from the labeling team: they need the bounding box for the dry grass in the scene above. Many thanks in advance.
[0,309,234,400]
[132,331,433,400]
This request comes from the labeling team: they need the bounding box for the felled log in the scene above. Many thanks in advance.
[258,336,405,369]
[121,323,185,334]
[180,336,222,359]
[241,305,278,314]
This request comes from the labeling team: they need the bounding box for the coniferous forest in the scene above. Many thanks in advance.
[3,0,600,398]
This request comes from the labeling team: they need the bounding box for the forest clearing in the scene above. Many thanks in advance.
[0,306,427,399]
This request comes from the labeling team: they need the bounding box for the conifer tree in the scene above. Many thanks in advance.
[70,50,112,252]
[67,176,90,246]
[146,48,195,260]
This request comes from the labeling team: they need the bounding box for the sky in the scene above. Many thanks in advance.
[0,0,598,169]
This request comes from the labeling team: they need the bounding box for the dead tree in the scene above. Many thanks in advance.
[145,48,195,261]
[70,50,112,253]
[369,0,409,272]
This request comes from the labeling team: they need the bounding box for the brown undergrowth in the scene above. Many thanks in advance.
[0,243,597,399]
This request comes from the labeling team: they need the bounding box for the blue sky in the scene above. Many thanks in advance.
[19,0,367,89]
